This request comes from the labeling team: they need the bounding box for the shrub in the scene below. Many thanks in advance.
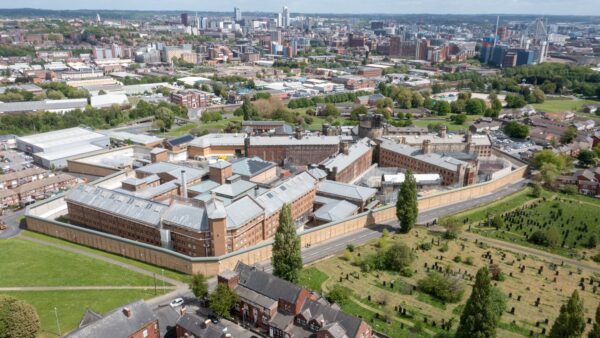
[454,255,462,263]
[346,243,355,252]
[439,242,449,253]
[592,254,600,263]
[464,256,474,265]
[417,272,465,303]
[531,183,543,197]
[528,227,561,248]
[400,267,414,277]
[420,242,433,251]
[327,285,352,305]
[342,250,352,261]
[384,243,415,271]
[587,235,598,249]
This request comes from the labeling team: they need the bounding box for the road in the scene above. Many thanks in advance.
[0,209,24,239]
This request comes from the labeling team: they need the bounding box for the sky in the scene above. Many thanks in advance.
[3,0,600,16]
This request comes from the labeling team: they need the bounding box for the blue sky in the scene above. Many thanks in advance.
[3,0,600,15]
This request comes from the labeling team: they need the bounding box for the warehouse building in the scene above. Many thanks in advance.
[16,127,110,169]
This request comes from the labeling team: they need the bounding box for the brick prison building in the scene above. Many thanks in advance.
[65,171,316,257]
[320,137,374,183]
[245,134,341,166]
[379,139,478,187]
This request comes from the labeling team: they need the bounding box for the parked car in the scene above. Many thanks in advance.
[169,298,184,308]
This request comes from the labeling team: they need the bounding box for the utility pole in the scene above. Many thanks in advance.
[161,269,165,294]
[54,307,62,336]
[154,273,157,295]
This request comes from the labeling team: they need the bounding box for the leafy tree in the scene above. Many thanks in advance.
[505,93,527,108]
[208,283,239,319]
[451,99,466,114]
[350,105,368,120]
[589,303,600,338]
[532,183,543,198]
[189,273,208,299]
[456,267,500,338]
[417,272,465,303]
[549,290,585,338]
[396,170,418,234]
[436,101,451,116]
[272,203,303,283]
[465,98,486,115]
[533,149,568,170]
[384,243,415,271]
[451,113,467,125]
[504,121,529,139]
[241,96,256,121]
[321,103,340,117]
[578,149,596,167]
[561,127,578,144]
[0,295,40,338]
[528,227,561,248]
[154,107,174,131]
[587,234,598,249]
[531,88,546,103]
[326,285,352,305]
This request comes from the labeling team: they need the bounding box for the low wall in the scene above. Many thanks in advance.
[25,164,528,274]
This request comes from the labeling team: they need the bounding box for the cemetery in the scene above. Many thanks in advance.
[303,226,600,337]
[448,187,600,259]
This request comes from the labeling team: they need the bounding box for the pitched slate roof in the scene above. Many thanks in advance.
[316,180,377,203]
[66,184,167,227]
[64,300,157,338]
[231,157,275,177]
[235,262,303,305]
[256,171,316,216]
[314,200,358,222]
[301,299,362,338]
[176,313,226,338]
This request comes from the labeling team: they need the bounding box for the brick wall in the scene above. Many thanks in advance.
[25,165,526,275]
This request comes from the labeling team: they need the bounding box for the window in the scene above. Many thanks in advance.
[143,329,149,338]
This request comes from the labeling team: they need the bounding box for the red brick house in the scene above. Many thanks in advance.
[218,263,373,338]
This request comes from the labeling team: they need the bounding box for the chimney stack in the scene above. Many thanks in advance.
[438,125,447,138]
[422,139,432,154]
[295,126,303,140]
[181,170,188,198]
[340,142,350,155]
[123,307,132,318]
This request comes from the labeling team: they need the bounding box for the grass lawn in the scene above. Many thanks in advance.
[0,238,159,287]
[308,224,600,337]
[298,267,329,293]
[443,187,600,258]
[22,231,190,283]
[532,98,600,115]
[411,115,482,133]
[6,289,156,337]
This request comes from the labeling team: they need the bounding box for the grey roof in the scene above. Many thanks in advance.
[64,300,157,338]
[77,309,102,328]
[235,262,303,305]
[212,179,256,199]
[66,184,167,227]
[314,200,358,222]
[0,98,88,113]
[210,160,231,169]
[379,140,467,171]
[226,196,264,229]
[231,157,275,177]
[249,135,340,146]
[188,180,220,195]
[301,299,362,338]
[322,322,348,338]
[321,138,371,173]
[308,168,328,180]
[189,133,246,148]
[162,203,209,231]
[256,171,316,216]
[234,285,278,309]
[176,313,226,338]
[136,162,207,182]
[150,147,167,154]
[317,180,377,203]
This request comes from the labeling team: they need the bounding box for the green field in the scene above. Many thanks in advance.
[531,98,600,114]
[0,238,158,287]
[22,231,189,283]
[298,267,329,293]
[7,289,156,337]
[0,234,180,337]
[412,115,482,132]
[445,187,600,257]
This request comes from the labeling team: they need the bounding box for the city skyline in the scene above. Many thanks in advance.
[3,0,600,16]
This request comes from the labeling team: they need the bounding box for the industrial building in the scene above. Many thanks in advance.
[16,127,110,169]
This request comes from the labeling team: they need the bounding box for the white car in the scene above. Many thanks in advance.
[169,298,184,308]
